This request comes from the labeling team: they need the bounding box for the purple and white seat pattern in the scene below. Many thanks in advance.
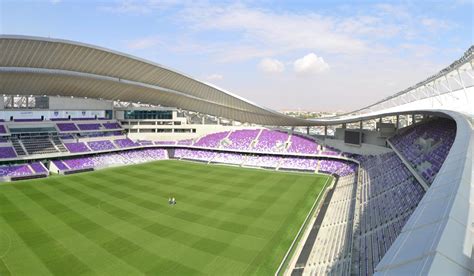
[389,118,456,184]
[55,149,168,172]
[301,152,426,276]
[174,148,357,175]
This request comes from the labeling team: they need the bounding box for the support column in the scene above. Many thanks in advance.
[306,126,310,135]
[324,126,328,137]
[342,123,347,129]
[396,115,400,129]
[411,114,415,125]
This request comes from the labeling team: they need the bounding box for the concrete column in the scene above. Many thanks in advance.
[306,126,310,135]
[396,115,400,129]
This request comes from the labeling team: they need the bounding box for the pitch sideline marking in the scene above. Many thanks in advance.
[274,175,332,276]
[0,231,12,259]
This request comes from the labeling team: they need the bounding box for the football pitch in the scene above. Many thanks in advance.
[0,160,330,275]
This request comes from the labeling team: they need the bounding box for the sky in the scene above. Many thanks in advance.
[0,0,472,112]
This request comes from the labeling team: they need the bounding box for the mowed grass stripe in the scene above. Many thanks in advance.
[50,177,265,256]
[12,184,203,275]
[77,173,275,242]
[81,168,279,236]
[103,164,300,221]
[0,160,329,275]
[0,193,93,275]
[116,163,284,206]
[244,174,329,275]
[34,177,255,271]
[0,188,143,276]
[92,167,276,217]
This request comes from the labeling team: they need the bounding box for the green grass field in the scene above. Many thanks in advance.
[0,160,330,275]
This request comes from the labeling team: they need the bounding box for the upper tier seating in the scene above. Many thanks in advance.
[194,131,229,148]
[56,123,78,132]
[10,137,26,156]
[389,118,456,184]
[253,129,289,152]
[0,147,17,159]
[194,129,323,154]
[223,129,260,150]
[0,125,7,134]
[77,123,101,131]
[21,136,59,155]
[102,122,121,129]
[114,138,139,148]
[287,134,319,154]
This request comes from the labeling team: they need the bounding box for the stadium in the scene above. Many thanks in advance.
[0,33,472,276]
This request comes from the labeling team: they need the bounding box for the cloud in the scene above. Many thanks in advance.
[258,58,285,73]
[293,53,329,74]
[178,4,371,61]
[101,0,151,14]
[420,17,452,31]
[100,0,180,14]
[50,0,61,4]
[206,74,224,81]
[125,36,160,50]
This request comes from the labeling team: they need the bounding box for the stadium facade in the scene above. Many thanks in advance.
[0,35,472,275]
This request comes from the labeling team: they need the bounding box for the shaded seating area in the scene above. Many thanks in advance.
[389,118,456,184]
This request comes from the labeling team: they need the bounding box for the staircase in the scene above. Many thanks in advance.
[11,137,27,156]
[51,136,68,152]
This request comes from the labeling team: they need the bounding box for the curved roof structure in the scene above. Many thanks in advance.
[0,35,315,126]
[1,35,473,126]
[0,35,472,275]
